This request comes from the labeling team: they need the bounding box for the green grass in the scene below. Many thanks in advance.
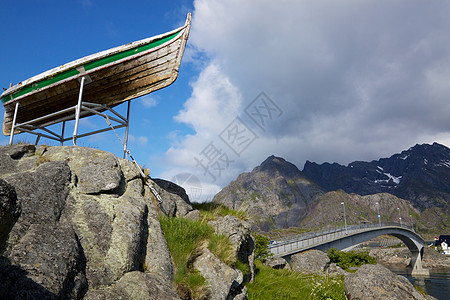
[234,260,252,281]
[160,210,349,299]
[159,214,244,299]
[192,202,248,221]
[208,233,235,266]
[247,261,346,299]
[159,215,213,298]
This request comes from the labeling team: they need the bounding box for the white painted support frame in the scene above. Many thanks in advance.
[8,102,20,145]
[123,100,131,158]
[7,97,131,154]
[73,76,86,145]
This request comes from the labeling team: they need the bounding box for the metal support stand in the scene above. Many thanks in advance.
[73,76,86,145]
[61,121,66,146]
[9,102,20,145]
[123,100,131,158]
[9,101,130,147]
[6,75,131,149]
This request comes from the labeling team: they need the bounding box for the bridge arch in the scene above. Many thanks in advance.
[270,225,429,276]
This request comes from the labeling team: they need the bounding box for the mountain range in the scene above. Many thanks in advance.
[303,142,450,210]
[213,143,450,233]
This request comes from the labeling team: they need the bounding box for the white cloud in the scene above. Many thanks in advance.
[169,171,221,203]
[162,0,450,192]
[174,62,242,135]
[140,95,158,108]
[158,61,245,190]
[129,135,149,147]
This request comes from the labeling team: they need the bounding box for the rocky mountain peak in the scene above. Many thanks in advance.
[387,142,450,166]
[213,155,324,231]
[254,155,302,178]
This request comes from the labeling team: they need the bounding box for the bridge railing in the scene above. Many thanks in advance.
[268,222,415,255]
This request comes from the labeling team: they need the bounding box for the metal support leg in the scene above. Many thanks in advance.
[9,102,20,145]
[123,100,131,158]
[61,121,66,146]
[73,76,86,145]
[35,135,41,145]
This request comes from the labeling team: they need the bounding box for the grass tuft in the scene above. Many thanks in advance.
[159,214,242,299]
[247,261,346,299]
[192,202,248,221]
[159,215,212,299]
[208,234,236,266]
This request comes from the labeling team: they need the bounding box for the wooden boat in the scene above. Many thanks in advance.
[1,13,191,136]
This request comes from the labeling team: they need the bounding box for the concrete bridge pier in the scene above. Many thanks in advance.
[409,246,429,276]
[388,233,429,276]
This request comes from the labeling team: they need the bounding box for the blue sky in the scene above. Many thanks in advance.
[2,1,450,201]
[0,1,196,173]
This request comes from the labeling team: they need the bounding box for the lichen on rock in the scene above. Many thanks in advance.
[193,246,247,300]
[84,271,180,300]
[344,264,429,300]
[208,215,256,282]
[0,145,193,299]
[290,249,330,275]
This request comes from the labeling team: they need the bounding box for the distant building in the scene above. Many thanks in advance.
[434,235,450,247]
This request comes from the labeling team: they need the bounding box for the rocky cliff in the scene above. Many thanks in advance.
[0,144,254,299]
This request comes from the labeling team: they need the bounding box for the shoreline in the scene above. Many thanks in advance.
[367,246,450,271]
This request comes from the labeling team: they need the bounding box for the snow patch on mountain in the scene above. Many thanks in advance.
[375,173,402,185]
[436,160,450,168]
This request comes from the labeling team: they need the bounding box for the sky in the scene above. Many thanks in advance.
[2,0,450,201]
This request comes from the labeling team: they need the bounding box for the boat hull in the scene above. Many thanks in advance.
[2,14,191,136]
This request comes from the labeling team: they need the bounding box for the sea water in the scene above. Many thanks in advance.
[388,267,450,300]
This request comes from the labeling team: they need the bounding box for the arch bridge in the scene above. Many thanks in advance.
[268,223,429,276]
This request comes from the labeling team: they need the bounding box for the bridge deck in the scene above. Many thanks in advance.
[268,223,428,276]
[269,223,418,257]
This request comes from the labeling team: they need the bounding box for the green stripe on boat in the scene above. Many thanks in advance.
[85,30,181,71]
[1,29,182,105]
[6,68,81,103]
[1,96,11,104]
